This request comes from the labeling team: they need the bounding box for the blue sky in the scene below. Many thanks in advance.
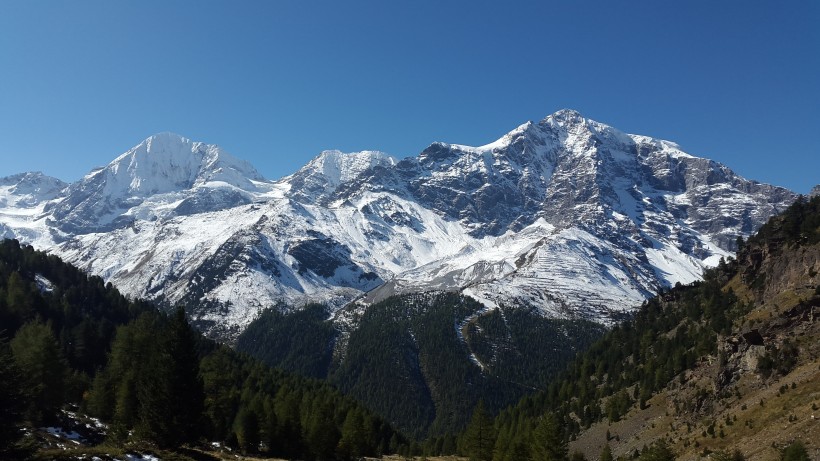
[1,1,818,193]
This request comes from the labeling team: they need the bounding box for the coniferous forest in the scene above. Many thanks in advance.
[237,292,606,439]
[0,238,403,460]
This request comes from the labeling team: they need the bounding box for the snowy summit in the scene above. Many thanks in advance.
[0,110,796,338]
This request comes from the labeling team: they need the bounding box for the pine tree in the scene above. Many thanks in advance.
[85,369,115,421]
[276,390,304,459]
[510,440,532,461]
[600,444,614,461]
[136,308,205,447]
[135,345,175,445]
[165,307,205,444]
[463,400,496,461]
[306,402,340,461]
[338,409,368,460]
[0,335,30,460]
[10,320,67,424]
[237,408,260,454]
[531,413,567,461]
[4,272,33,330]
[781,441,809,461]
[637,440,674,461]
[711,449,745,461]
[441,433,457,455]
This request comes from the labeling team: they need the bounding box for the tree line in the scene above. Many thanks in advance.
[0,238,403,459]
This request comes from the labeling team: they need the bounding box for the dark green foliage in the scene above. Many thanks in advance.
[605,389,633,422]
[337,409,371,460]
[462,401,496,461]
[0,239,151,376]
[163,307,206,444]
[0,335,31,460]
[198,344,402,460]
[239,291,603,438]
[757,340,799,379]
[236,407,260,454]
[531,413,567,461]
[781,441,809,461]
[637,440,675,461]
[711,449,745,461]
[510,440,532,461]
[747,195,820,248]
[84,309,205,447]
[0,239,403,456]
[236,303,335,378]
[10,321,68,424]
[330,295,437,439]
[108,307,205,447]
[305,402,339,461]
[600,444,614,461]
[88,310,401,456]
[490,260,742,460]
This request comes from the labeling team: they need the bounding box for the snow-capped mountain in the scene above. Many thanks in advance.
[44,132,268,235]
[0,172,68,243]
[0,110,796,338]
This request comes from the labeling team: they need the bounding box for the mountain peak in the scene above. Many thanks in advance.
[285,149,397,203]
[102,133,265,194]
[0,171,67,208]
[304,150,396,183]
[146,131,189,142]
[550,108,584,119]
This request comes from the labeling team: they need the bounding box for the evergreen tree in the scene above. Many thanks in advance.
[781,441,809,461]
[600,444,614,461]
[711,449,745,461]
[237,408,260,454]
[531,413,567,461]
[0,335,30,460]
[276,390,305,459]
[10,321,67,424]
[165,307,205,444]
[637,440,675,461]
[3,272,34,330]
[510,440,532,461]
[306,402,340,461]
[135,348,175,445]
[136,308,205,447]
[262,404,280,453]
[338,409,369,460]
[441,433,457,455]
[463,400,496,461]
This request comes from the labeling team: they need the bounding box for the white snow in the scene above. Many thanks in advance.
[0,114,794,335]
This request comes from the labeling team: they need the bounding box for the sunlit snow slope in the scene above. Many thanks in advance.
[0,110,796,337]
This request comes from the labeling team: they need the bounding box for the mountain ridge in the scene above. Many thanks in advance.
[0,110,797,339]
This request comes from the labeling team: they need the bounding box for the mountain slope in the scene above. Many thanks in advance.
[0,110,795,339]
[0,238,405,458]
[482,195,820,461]
[238,293,606,438]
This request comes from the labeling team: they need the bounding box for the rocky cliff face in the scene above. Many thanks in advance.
[0,110,797,338]
[564,197,820,461]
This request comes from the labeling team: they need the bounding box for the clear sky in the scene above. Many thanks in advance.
[1,1,818,193]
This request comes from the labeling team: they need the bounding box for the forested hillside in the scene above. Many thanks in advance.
[0,238,403,460]
[238,292,605,438]
[444,195,820,461]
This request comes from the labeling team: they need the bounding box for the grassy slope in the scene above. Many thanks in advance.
[571,244,820,460]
